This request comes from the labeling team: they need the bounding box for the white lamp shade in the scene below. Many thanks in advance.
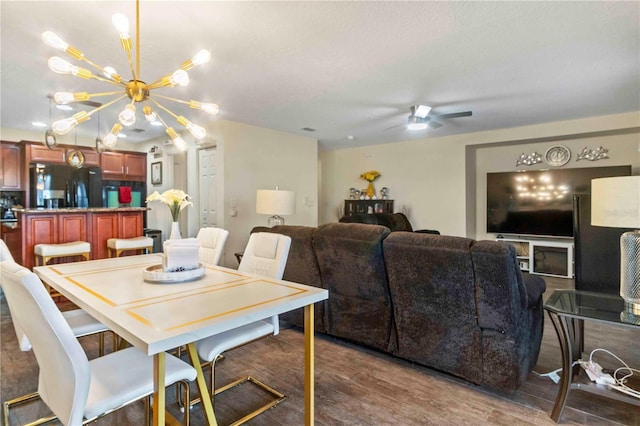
[256,189,296,216]
[591,176,640,228]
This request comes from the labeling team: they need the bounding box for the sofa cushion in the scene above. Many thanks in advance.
[470,240,546,390]
[383,232,482,384]
[313,223,393,351]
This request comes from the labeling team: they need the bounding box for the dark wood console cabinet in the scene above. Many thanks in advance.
[344,199,394,216]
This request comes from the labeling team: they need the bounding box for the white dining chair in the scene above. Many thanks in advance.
[0,260,197,426]
[196,227,229,266]
[189,232,291,424]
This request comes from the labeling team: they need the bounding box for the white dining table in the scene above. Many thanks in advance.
[34,253,328,426]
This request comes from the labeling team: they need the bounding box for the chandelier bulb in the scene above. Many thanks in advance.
[189,101,219,115]
[173,136,187,151]
[51,117,77,135]
[42,31,68,51]
[102,133,118,148]
[143,106,158,122]
[102,66,121,82]
[112,13,130,38]
[118,104,136,126]
[48,56,75,75]
[169,69,190,87]
[182,50,212,70]
[54,91,89,104]
[103,123,122,148]
[51,111,90,135]
[54,92,74,104]
[177,116,206,139]
[187,123,206,140]
[191,50,211,66]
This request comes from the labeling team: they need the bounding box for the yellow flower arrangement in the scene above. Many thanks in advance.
[146,189,192,221]
[360,170,381,183]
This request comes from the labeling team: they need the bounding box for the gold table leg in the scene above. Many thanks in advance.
[153,352,166,426]
[187,342,218,425]
[304,304,315,426]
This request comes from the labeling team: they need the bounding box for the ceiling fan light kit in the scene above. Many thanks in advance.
[405,104,472,131]
[407,116,428,131]
[41,0,218,150]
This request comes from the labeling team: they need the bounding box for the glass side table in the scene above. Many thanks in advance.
[544,289,640,422]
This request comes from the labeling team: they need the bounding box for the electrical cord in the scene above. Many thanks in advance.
[536,348,639,399]
[587,348,640,399]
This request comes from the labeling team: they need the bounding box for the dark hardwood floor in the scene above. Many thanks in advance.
[1,276,638,425]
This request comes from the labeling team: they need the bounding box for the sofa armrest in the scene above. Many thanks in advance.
[523,274,546,309]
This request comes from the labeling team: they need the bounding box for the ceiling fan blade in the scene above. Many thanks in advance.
[428,121,442,129]
[78,100,102,108]
[383,123,405,131]
[431,111,472,120]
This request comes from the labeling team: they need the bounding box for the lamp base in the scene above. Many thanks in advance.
[620,230,640,309]
[267,215,285,227]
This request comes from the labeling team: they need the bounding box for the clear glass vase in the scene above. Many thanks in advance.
[169,221,181,240]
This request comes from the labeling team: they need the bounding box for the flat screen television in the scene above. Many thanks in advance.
[487,165,631,238]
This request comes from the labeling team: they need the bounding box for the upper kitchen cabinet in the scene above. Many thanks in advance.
[0,141,23,190]
[25,142,100,167]
[101,151,147,181]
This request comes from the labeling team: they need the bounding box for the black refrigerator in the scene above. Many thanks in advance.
[572,194,632,295]
[30,164,103,208]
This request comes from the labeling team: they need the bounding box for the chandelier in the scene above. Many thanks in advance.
[42,0,218,151]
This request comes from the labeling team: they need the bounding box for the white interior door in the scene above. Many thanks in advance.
[198,147,217,228]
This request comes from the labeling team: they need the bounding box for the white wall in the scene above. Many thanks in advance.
[320,138,467,235]
[140,119,318,268]
[320,112,640,239]
[210,120,318,267]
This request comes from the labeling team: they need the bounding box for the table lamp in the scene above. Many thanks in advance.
[591,176,640,314]
[256,187,295,227]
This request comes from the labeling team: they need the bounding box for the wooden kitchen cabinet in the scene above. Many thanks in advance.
[15,208,145,269]
[90,212,120,260]
[1,221,22,264]
[27,143,66,164]
[101,151,147,181]
[26,142,100,167]
[0,141,23,190]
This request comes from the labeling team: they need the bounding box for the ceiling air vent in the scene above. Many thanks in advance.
[301,127,316,132]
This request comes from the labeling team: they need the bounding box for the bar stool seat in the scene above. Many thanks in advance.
[34,241,91,266]
[107,236,153,257]
[34,241,91,298]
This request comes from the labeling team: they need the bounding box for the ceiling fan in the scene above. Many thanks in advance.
[406,104,472,131]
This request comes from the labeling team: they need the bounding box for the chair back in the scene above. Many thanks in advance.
[0,239,14,261]
[0,261,90,426]
[196,227,229,266]
[238,232,291,280]
[0,246,32,352]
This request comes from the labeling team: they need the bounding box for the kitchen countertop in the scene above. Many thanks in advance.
[13,207,149,214]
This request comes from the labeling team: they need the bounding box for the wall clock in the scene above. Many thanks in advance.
[544,145,571,167]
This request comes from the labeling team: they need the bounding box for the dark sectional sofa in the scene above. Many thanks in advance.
[252,222,546,391]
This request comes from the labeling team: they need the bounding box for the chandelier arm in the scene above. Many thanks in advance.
[84,94,129,118]
[147,98,180,120]
[124,48,138,81]
[76,56,124,84]
[136,0,141,78]
[150,94,218,115]
[151,93,190,105]
[86,74,127,87]
[146,102,171,130]
[145,76,174,91]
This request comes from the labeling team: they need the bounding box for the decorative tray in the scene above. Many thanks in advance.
[143,263,206,284]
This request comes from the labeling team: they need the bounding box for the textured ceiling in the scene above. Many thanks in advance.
[1,1,639,151]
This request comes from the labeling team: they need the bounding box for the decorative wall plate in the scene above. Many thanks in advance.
[544,145,571,167]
